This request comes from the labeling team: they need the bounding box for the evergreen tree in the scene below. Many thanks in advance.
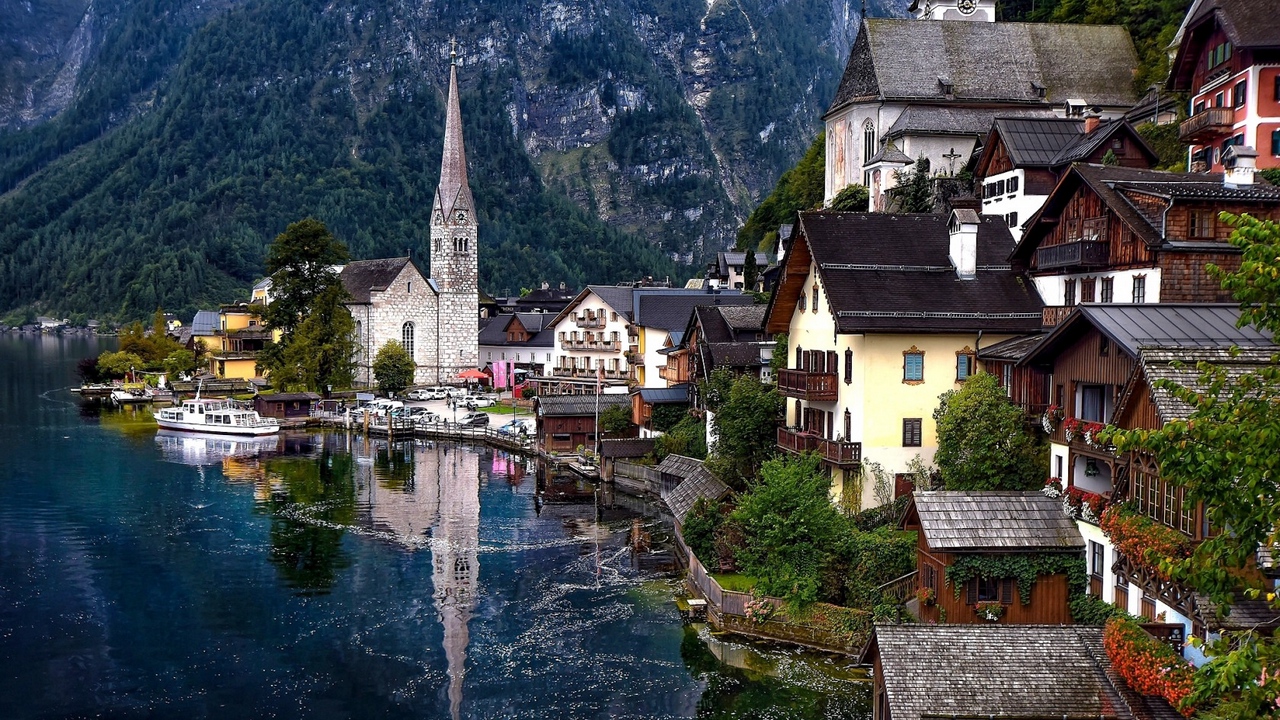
[892,157,934,213]
[264,219,350,340]
[742,249,760,292]
[828,184,869,212]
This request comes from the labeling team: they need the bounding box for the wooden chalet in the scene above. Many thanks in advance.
[862,623,1180,720]
[902,491,1084,625]
[534,394,633,454]
[1011,163,1280,328]
[253,392,319,419]
[1018,303,1278,649]
[630,385,691,435]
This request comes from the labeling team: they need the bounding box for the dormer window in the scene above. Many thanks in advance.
[938,77,954,97]
[1031,82,1047,99]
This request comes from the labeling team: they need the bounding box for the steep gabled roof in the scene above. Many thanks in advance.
[536,394,630,417]
[975,118,1158,178]
[340,257,428,304]
[633,292,753,333]
[1169,0,1280,90]
[866,624,1180,720]
[1117,346,1279,424]
[827,20,1138,116]
[911,491,1084,552]
[771,212,1043,335]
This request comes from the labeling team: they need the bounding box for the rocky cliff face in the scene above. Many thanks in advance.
[0,0,906,317]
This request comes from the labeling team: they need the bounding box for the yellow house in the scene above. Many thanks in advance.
[764,207,1044,510]
[209,303,274,380]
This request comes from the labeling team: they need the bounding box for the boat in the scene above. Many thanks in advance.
[155,384,280,436]
[111,385,154,405]
[154,430,281,466]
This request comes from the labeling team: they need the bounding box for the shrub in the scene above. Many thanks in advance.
[681,497,725,571]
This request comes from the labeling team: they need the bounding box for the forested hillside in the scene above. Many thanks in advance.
[0,0,908,321]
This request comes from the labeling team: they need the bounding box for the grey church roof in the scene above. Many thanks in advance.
[913,491,1084,552]
[866,624,1180,720]
[828,19,1138,116]
[888,106,1053,139]
[339,257,424,304]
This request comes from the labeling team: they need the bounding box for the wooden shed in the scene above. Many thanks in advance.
[254,392,320,419]
[902,491,1084,625]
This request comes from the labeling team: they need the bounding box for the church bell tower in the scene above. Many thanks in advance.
[429,42,480,380]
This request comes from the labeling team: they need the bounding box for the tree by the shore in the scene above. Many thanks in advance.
[372,341,415,396]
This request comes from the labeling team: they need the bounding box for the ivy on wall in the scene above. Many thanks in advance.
[946,553,1087,605]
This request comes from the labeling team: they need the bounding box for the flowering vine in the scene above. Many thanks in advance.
[1099,504,1192,581]
[1103,617,1195,715]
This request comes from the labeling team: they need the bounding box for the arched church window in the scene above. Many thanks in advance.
[402,322,415,357]
[863,121,877,163]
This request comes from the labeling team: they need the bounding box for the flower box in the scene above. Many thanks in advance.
[916,586,936,606]
[1103,617,1195,716]
[1099,504,1192,581]
[974,601,1004,622]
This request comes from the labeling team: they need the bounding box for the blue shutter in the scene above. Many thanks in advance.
[904,353,924,381]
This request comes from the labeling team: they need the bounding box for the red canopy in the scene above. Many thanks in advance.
[457,369,487,380]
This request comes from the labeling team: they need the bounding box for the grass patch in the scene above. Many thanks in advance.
[710,573,757,593]
[478,404,522,415]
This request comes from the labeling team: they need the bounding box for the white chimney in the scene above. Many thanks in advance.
[1223,145,1258,188]
[949,209,980,280]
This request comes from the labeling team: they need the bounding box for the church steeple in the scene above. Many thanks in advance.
[433,42,474,227]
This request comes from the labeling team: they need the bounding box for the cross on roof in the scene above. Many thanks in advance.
[449,37,458,63]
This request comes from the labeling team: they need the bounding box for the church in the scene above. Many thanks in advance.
[341,48,479,386]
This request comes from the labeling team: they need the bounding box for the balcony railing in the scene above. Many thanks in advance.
[819,439,862,466]
[1035,240,1109,270]
[624,351,643,365]
[1042,305,1075,327]
[599,340,619,351]
[1179,106,1235,143]
[776,369,838,401]
[576,316,605,329]
[777,427,820,454]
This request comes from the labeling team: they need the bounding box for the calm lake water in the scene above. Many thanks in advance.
[0,335,868,719]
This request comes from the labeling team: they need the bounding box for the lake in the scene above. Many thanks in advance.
[0,334,868,719]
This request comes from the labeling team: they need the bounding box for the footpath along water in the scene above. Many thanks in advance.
[0,334,869,719]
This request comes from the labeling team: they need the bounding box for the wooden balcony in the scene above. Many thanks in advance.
[1042,305,1075,327]
[1179,106,1235,143]
[1035,240,1109,271]
[575,316,605,329]
[776,369,838,401]
[818,439,862,467]
[777,427,820,454]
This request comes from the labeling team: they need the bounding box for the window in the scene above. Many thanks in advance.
[903,348,924,383]
[843,410,852,440]
[863,121,877,162]
[1272,129,1280,157]
[976,578,1001,602]
[1007,176,1019,194]
[1100,336,1110,357]
[1178,487,1195,535]
[1081,384,1105,423]
[1006,212,1018,228]
[995,179,1006,195]
[811,284,819,313]
[1194,100,1206,114]
[1234,79,1248,108]
[844,348,853,384]
[967,577,1013,605]
[1055,455,1063,481]
[903,418,923,447]
[798,291,806,312]
[402,322,415,357]
[955,349,975,381]
[1100,277,1113,303]
[1064,278,1076,305]
[1132,275,1146,303]
[1002,363,1012,395]
[1215,92,1224,108]
[796,346,803,370]
[1081,278,1096,303]
[1090,541,1105,577]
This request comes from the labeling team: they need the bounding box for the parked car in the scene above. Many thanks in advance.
[496,419,530,436]
[425,386,450,400]
[407,407,438,421]
[463,395,496,409]
[458,412,489,427]
[406,389,431,401]
[445,387,467,399]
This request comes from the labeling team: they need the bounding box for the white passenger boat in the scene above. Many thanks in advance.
[155,390,280,436]
[154,430,281,466]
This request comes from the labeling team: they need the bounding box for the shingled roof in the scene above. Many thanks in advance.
[865,624,1180,720]
[1121,346,1279,424]
[773,212,1044,334]
[827,20,1138,116]
[535,394,630,417]
[339,258,428,304]
[912,491,1084,552]
[658,455,730,524]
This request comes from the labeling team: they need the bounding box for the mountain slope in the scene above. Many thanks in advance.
[0,0,908,320]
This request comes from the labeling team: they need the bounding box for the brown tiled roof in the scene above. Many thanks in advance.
[913,491,1084,551]
[867,624,1181,720]
[798,212,1044,334]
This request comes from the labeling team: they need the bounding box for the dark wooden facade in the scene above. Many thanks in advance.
[254,392,319,419]
[903,504,1075,626]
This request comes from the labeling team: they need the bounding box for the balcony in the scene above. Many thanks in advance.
[624,350,643,365]
[1042,305,1075,327]
[777,427,820,454]
[818,439,862,467]
[776,368,838,401]
[1035,240,1109,271]
[576,315,605,329]
[1179,106,1235,143]
[600,340,619,351]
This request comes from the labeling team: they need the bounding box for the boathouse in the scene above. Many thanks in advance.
[254,392,320,419]
[903,491,1084,624]
[534,394,633,454]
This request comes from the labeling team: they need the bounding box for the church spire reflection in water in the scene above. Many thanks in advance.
[357,439,480,720]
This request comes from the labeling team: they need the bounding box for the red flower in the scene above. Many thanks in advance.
[1103,617,1195,715]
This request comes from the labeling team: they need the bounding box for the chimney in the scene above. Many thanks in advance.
[1083,114,1102,135]
[948,209,980,280]
[1222,145,1258,188]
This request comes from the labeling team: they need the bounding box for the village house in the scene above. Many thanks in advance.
[659,305,773,390]
[764,207,1043,509]
[477,312,554,378]
[340,51,478,387]
[706,250,770,292]
[207,303,273,380]
[1017,303,1278,662]
[1012,159,1280,328]
[862,623,1180,720]
[630,385,691,437]
[1166,0,1280,172]
[253,392,320,419]
[903,491,1084,625]
[824,2,1138,211]
[534,394,633,455]
[972,117,1158,241]
[540,285,752,395]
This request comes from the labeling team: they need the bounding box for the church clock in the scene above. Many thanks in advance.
[957,0,977,14]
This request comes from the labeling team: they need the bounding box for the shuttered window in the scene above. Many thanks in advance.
[827,351,838,377]
[902,418,922,447]
[904,352,924,382]
[844,349,853,384]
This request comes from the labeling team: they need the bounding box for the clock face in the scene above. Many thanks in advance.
[957,0,977,14]
[455,209,468,223]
